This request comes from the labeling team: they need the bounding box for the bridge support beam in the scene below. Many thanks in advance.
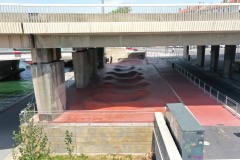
[31,48,66,114]
[210,45,220,72]
[223,45,236,78]
[72,48,90,88]
[197,45,206,67]
[183,46,189,60]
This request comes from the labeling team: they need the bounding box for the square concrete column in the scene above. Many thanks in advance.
[223,45,236,78]
[92,48,99,77]
[32,61,66,113]
[72,49,90,88]
[183,46,189,60]
[31,48,61,64]
[97,48,105,69]
[210,45,220,72]
[197,46,206,67]
[88,48,94,76]
[31,48,66,114]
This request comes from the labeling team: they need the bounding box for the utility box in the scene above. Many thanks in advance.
[165,103,204,160]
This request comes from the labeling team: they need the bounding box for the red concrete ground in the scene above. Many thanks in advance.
[52,58,240,126]
[154,59,240,126]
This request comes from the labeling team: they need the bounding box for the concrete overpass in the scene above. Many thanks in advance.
[0,3,240,48]
[0,3,240,114]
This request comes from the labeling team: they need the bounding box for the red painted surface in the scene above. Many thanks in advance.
[52,59,240,126]
[157,60,240,126]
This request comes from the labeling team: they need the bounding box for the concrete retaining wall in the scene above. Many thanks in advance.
[154,112,182,160]
[44,123,153,155]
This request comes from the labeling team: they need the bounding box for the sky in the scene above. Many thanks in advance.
[0,0,223,4]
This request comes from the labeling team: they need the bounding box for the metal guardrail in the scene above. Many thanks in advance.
[0,3,239,23]
[142,47,182,58]
[164,59,240,118]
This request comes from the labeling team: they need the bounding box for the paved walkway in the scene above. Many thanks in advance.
[172,59,240,104]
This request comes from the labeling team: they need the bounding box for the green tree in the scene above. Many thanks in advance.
[12,104,50,160]
[109,6,132,14]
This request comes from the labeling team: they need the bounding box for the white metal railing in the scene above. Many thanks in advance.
[0,3,239,23]
[142,47,182,58]
[165,59,240,118]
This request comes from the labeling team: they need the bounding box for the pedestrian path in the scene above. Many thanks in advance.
[152,59,240,126]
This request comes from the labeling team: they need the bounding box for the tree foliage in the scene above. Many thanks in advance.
[12,104,50,160]
[109,6,132,14]
[64,130,75,159]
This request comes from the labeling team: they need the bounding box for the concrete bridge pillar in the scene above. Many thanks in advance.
[223,45,236,78]
[183,46,189,60]
[88,48,94,77]
[93,48,99,77]
[72,48,90,88]
[31,48,66,114]
[210,45,220,72]
[97,48,105,69]
[88,48,98,78]
[197,45,206,67]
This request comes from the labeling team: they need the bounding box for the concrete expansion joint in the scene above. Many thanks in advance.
[32,60,61,65]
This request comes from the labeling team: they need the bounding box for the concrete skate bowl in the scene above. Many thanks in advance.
[113,66,135,72]
[98,81,150,90]
[104,75,145,83]
[106,71,143,78]
[118,59,144,65]
[92,90,149,102]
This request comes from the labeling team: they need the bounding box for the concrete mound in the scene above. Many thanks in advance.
[106,71,143,78]
[115,65,134,68]
[93,90,149,102]
[118,59,144,65]
[113,66,135,72]
[104,75,144,82]
[98,81,150,89]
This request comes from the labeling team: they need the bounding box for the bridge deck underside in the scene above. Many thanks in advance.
[53,58,240,126]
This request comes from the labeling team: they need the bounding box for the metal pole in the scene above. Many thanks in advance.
[102,0,104,14]
[217,91,219,102]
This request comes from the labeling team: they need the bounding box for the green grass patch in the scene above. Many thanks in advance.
[0,80,33,94]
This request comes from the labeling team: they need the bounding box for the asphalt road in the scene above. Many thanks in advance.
[0,95,32,160]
